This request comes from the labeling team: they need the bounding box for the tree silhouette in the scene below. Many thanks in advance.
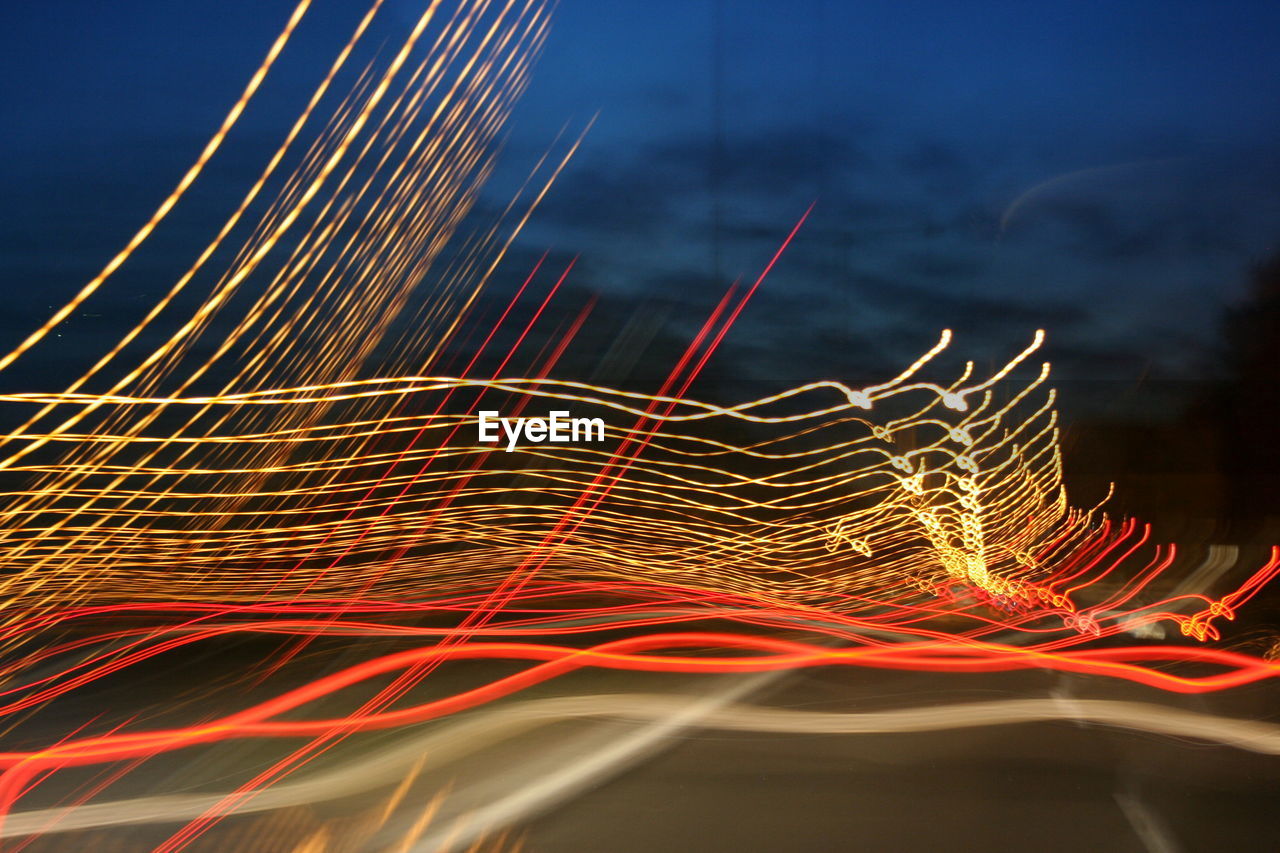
[1210,249,1280,523]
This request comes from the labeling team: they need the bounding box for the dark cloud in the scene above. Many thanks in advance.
[900,251,986,281]
[897,140,976,195]
[6,0,1280,429]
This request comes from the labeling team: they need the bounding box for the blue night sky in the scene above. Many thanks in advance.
[2,0,1279,416]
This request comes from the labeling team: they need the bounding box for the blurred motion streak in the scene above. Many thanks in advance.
[0,0,1277,850]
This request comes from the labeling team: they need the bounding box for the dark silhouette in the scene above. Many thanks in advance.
[1199,249,1280,528]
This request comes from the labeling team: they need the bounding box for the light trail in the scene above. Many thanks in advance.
[4,690,1279,841]
[0,0,1276,848]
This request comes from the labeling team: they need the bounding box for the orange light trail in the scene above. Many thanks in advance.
[0,0,1277,848]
